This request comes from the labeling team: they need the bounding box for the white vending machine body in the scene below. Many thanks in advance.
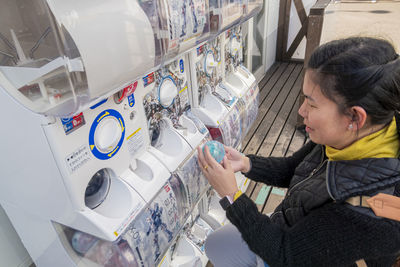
[0,0,261,266]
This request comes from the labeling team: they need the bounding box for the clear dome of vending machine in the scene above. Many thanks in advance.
[243,0,264,22]
[221,0,243,32]
[0,0,164,117]
[158,0,211,61]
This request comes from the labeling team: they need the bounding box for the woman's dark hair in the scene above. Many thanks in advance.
[307,37,400,126]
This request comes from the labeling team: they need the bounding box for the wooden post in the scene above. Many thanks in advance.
[297,0,331,126]
[276,0,291,61]
[304,0,331,65]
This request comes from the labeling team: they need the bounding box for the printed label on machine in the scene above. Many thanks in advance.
[65,145,92,174]
[61,113,85,135]
[114,201,144,237]
[126,128,145,157]
[128,94,135,107]
[178,86,189,110]
[196,44,205,56]
[179,59,184,73]
[143,72,155,87]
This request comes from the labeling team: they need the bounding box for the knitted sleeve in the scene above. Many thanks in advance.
[226,195,400,267]
[244,141,316,187]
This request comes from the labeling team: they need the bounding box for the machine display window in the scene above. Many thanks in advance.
[0,0,88,116]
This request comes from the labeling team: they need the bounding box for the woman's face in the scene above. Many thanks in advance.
[298,71,352,149]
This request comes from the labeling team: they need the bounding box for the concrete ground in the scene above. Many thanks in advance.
[320,0,400,52]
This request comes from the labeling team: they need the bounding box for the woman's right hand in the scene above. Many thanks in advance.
[224,146,251,173]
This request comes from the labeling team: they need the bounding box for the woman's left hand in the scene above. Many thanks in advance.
[197,145,239,198]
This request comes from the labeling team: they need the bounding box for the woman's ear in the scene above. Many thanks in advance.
[349,106,367,130]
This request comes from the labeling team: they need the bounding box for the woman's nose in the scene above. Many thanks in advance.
[298,100,307,118]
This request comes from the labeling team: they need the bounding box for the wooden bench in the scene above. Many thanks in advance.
[241,61,307,214]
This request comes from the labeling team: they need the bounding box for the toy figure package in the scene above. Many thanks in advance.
[175,150,210,209]
[123,181,183,266]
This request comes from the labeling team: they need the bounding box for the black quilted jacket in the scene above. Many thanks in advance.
[226,141,400,266]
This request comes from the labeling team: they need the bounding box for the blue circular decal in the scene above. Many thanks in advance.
[89,109,125,160]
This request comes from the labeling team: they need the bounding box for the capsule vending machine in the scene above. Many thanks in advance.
[221,0,263,193]
[189,37,232,131]
[187,0,243,146]
[221,27,261,196]
[0,0,177,265]
[132,1,217,264]
[0,0,262,266]
[190,0,255,150]
[222,23,260,150]
[187,34,248,224]
[190,0,263,228]
[0,0,190,266]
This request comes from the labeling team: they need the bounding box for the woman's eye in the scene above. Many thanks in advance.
[307,103,317,108]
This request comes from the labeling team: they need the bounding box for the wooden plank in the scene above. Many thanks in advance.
[244,63,285,199]
[288,70,308,155]
[244,63,290,199]
[261,74,304,214]
[279,0,309,62]
[245,63,298,208]
[263,188,286,215]
[258,62,290,105]
[241,63,290,149]
[248,64,304,213]
[258,62,280,91]
[270,73,303,158]
[250,183,271,211]
[244,63,293,199]
[245,180,257,197]
[296,87,305,126]
[248,64,302,211]
[257,64,303,156]
[287,128,307,156]
[244,63,297,155]
[244,63,306,209]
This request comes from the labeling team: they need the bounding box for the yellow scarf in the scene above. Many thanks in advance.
[325,117,400,161]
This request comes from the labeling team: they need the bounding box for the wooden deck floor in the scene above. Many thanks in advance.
[242,61,307,214]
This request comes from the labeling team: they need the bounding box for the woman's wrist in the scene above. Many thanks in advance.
[226,188,241,200]
[241,156,251,173]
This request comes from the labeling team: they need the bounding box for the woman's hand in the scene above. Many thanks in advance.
[197,145,239,198]
[224,146,251,173]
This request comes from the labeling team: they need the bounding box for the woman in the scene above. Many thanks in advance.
[198,37,400,267]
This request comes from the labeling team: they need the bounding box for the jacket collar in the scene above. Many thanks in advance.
[326,158,400,201]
